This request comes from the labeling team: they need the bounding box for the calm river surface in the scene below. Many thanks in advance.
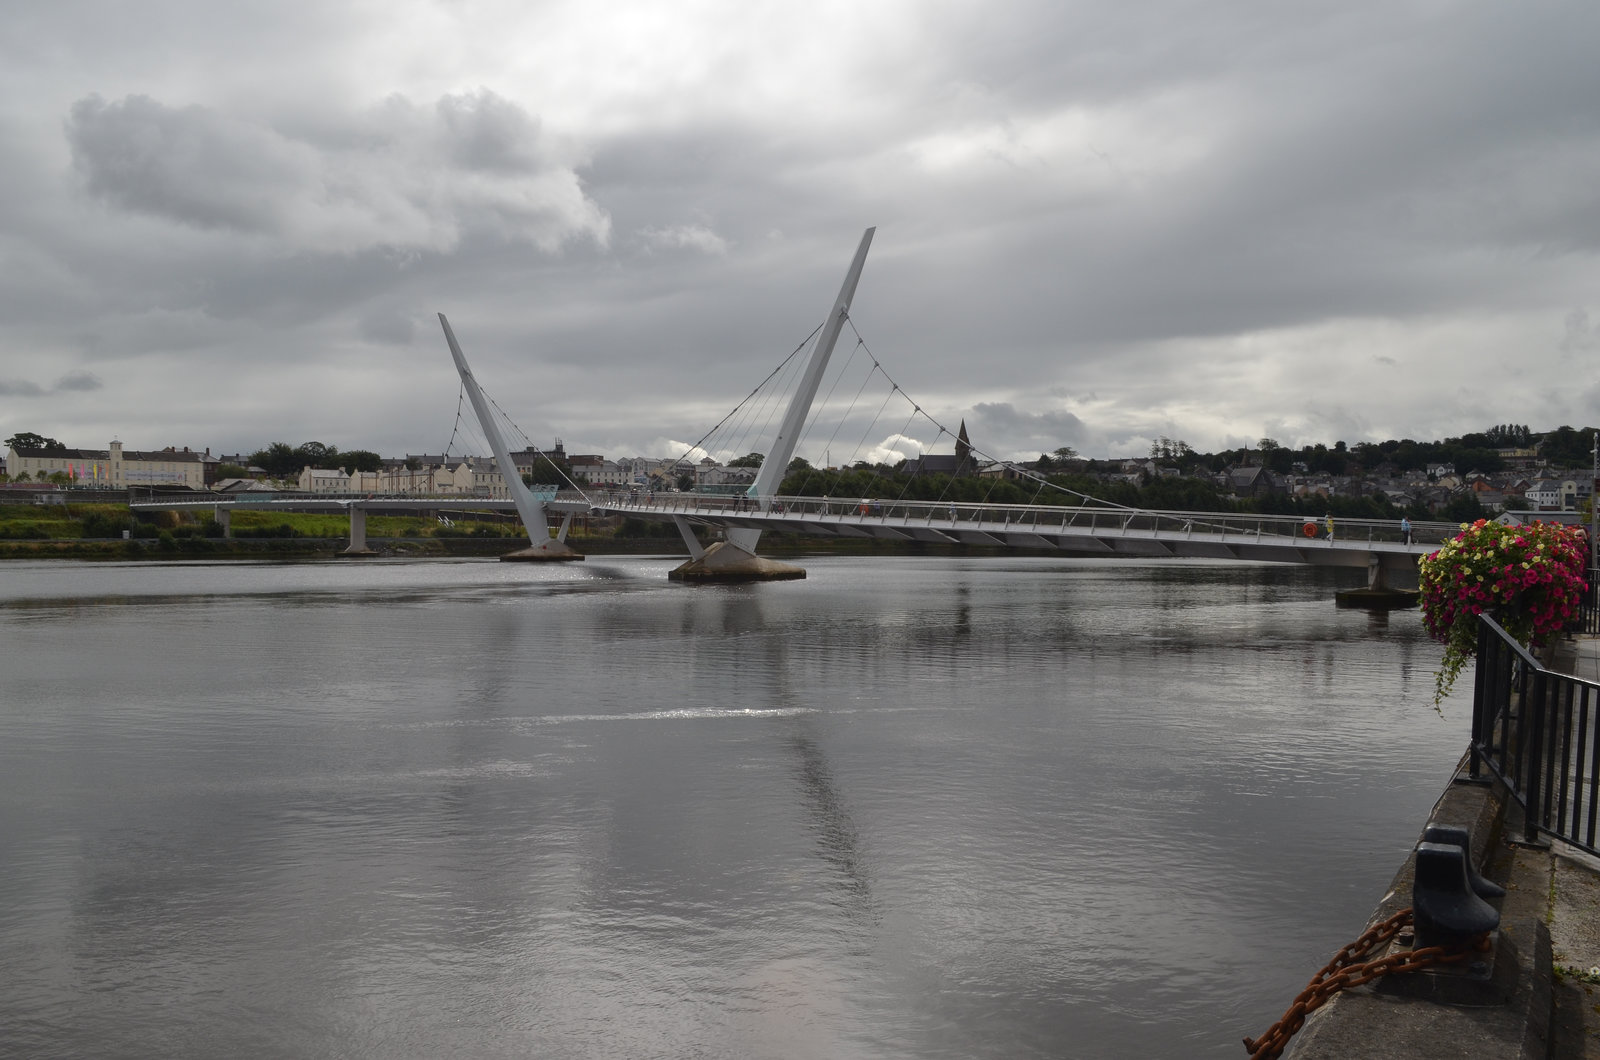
[0,554,1464,1059]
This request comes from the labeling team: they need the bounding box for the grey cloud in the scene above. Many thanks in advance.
[66,91,610,255]
[436,90,546,174]
[1561,310,1599,353]
[359,310,416,346]
[964,402,1089,459]
[635,224,730,256]
[55,370,103,392]
[68,94,309,234]
[0,371,100,397]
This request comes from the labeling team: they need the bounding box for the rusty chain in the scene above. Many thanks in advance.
[1242,908,1490,1059]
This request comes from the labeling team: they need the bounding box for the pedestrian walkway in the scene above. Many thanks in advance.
[1546,635,1600,1057]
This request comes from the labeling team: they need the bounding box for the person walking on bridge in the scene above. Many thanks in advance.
[1401,516,1412,545]
[1325,514,1335,541]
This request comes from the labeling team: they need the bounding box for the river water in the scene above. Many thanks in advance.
[0,554,1464,1059]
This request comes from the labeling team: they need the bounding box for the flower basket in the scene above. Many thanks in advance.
[1418,518,1588,705]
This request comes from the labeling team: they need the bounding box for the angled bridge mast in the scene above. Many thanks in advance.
[437,313,581,562]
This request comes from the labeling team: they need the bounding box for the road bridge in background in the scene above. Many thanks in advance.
[129,491,590,555]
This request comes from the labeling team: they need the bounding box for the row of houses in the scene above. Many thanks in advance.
[271,447,723,497]
[2,436,766,498]
[11,435,1588,515]
[3,441,214,489]
[1212,463,1594,513]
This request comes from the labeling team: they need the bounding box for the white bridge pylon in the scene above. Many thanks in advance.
[437,312,582,562]
[663,227,876,582]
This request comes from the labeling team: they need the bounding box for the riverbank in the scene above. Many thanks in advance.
[1275,634,1600,1059]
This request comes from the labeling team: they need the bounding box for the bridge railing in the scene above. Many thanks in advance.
[588,491,1456,545]
[1470,614,1600,857]
[1567,567,1600,635]
[131,489,557,506]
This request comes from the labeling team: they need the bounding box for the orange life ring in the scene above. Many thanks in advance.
[1301,521,1317,538]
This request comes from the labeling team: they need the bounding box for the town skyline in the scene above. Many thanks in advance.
[7,420,1596,478]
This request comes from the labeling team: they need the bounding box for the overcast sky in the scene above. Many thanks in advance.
[2,0,1598,466]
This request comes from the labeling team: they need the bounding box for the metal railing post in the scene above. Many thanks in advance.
[1470,618,1491,779]
[1524,666,1549,844]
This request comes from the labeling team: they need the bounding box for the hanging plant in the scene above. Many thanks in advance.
[1418,518,1588,706]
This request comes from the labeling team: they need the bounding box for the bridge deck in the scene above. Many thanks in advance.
[592,493,1445,569]
[130,489,1447,569]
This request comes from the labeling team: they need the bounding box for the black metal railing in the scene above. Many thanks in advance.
[1470,615,1600,856]
[1572,567,1600,635]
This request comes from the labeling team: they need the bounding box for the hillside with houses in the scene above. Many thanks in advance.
[3,424,1595,523]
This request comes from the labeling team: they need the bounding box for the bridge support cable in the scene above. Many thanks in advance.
[669,322,822,473]
[437,313,582,562]
[668,228,876,581]
[834,316,1139,515]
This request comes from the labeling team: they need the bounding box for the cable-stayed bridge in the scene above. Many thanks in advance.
[133,227,1454,590]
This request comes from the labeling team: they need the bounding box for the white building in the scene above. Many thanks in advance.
[298,467,350,493]
[6,440,210,489]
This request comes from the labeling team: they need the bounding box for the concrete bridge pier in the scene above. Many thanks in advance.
[500,537,583,561]
[668,540,806,582]
[340,504,378,557]
[213,507,231,539]
[500,512,583,561]
[1335,552,1420,609]
[665,518,804,582]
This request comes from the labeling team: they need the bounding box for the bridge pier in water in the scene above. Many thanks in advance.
[668,541,806,582]
[1335,552,1421,609]
[500,511,582,562]
[340,505,377,557]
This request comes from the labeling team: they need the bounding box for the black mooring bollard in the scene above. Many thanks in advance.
[1421,824,1506,899]
[1413,841,1501,949]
